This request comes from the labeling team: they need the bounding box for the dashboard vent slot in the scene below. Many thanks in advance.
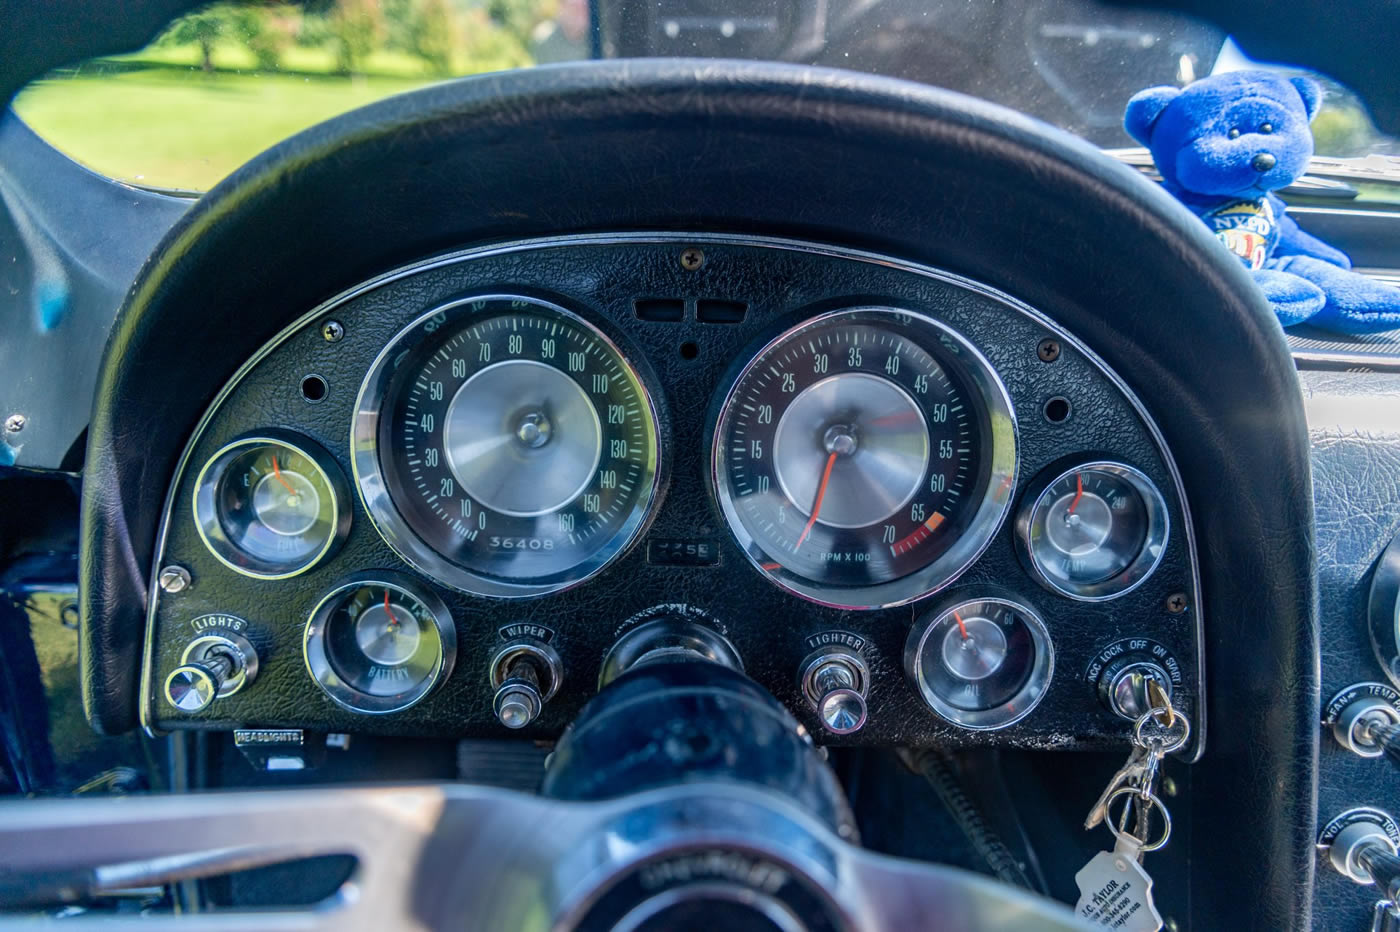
[634,298,684,322]
[697,299,747,324]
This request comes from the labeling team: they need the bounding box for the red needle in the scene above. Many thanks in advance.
[383,591,400,630]
[271,455,296,494]
[1068,472,1084,514]
[795,452,839,550]
[953,610,969,640]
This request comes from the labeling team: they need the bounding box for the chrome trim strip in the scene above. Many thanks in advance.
[141,231,1206,761]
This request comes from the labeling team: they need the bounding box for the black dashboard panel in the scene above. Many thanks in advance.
[142,234,1202,750]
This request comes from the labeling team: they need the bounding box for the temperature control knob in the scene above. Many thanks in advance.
[799,646,870,735]
[490,640,562,730]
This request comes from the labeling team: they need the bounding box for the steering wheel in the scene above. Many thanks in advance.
[53,60,1313,930]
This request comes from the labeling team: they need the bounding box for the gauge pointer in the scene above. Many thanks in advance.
[271,455,297,495]
[795,451,839,549]
[1068,472,1084,515]
[954,609,969,640]
[383,590,401,633]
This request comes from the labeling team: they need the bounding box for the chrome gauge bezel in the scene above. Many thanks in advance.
[904,593,1054,731]
[192,430,351,580]
[351,295,664,599]
[708,306,1018,610]
[303,571,457,715]
[1015,460,1170,602]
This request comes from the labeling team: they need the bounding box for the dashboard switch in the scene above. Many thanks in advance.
[163,629,259,713]
[1324,682,1400,759]
[1102,660,1173,721]
[800,647,870,736]
[490,640,562,730]
[1319,808,1400,887]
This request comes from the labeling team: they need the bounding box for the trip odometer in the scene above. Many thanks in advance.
[710,308,1016,609]
[354,295,661,598]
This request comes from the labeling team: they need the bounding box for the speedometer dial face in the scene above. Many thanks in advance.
[353,296,661,598]
[710,308,1016,609]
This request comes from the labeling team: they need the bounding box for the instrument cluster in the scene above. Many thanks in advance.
[142,235,1202,753]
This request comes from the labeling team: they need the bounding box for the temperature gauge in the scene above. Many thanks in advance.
[905,594,1053,730]
[193,432,350,578]
[303,573,456,714]
[1016,461,1169,601]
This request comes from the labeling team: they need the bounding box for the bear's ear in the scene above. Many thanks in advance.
[1124,86,1180,146]
[1289,75,1322,121]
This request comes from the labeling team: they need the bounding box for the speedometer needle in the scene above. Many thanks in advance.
[795,452,839,549]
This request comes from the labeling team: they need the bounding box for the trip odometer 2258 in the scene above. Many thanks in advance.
[354,296,662,598]
[710,308,1016,609]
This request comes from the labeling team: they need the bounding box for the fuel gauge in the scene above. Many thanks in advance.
[194,432,350,579]
[905,594,1053,730]
[1016,461,1169,601]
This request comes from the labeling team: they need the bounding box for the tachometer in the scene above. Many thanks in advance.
[710,307,1016,608]
[353,295,661,598]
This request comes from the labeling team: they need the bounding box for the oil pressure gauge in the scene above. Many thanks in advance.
[1016,460,1169,601]
[905,593,1053,730]
[194,431,350,579]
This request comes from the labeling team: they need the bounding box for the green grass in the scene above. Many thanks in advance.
[13,66,443,190]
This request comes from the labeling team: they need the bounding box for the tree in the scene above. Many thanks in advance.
[328,0,386,75]
[405,0,456,76]
[161,5,239,72]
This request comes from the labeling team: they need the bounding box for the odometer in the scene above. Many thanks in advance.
[353,296,661,598]
[710,308,1016,609]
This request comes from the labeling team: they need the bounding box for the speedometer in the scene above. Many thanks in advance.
[353,295,662,598]
[710,307,1016,609]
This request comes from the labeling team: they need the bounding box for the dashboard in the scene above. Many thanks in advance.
[142,233,1204,752]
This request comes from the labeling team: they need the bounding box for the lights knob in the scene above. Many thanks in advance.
[164,652,234,712]
[800,647,870,736]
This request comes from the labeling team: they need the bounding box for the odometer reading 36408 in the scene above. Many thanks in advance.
[711,308,1017,609]
[354,296,661,598]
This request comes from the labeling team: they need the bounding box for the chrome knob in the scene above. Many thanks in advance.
[494,681,543,729]
[800,647,871,736]
[1333,695,1400,758]
[164,651,234,712]
[818,687,868,735]
[490,640,562,730]
[1102,660,1173,721]
[1330,819,1400,885]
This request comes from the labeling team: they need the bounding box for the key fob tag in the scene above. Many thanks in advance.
[1074,848,1164,931]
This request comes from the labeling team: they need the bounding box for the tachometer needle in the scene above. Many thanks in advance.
[1068,472,1084,514]
[954,609,969,640]
[272,455,296,495]
[795,452,839,549]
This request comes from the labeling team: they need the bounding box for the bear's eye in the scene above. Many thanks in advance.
[1228,127,1241,139]
[1260,122,1274,134]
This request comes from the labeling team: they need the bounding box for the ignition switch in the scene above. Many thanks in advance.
[1086,638,1183,721]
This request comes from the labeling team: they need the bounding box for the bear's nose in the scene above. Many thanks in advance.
[1252,152,1277,172]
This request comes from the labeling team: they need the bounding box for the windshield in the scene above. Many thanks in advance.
[11,0,1398,193]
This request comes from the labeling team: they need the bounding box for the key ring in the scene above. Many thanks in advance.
[1104,786,1173,852]
[1134,706,1190,753]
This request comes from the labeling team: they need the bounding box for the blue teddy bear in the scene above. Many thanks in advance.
[1126,70,1400,335]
